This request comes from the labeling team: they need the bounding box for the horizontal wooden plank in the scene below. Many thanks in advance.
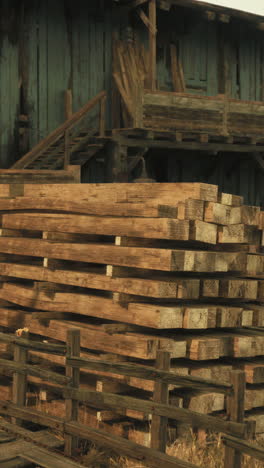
[0,358,69,385]
[63,387,246,438]
[0,331,66,355]
[143,92,225,111]
[0,237,248,272]
[0,238,180,271]
[0,282,259,328]
[0,262,200,300]
[22,318,187,360]
[0,170,77,184]
[0,197,179,218]
[222,434,264,461]
[0,420,62,449]
[0,403,198,468]
[22,182,218,203]
[2,213,217,243]
[0,284,199,329]
[66,356,232,394]
[21,445,83,468]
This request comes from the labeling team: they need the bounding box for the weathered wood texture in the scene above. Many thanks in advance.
[142,91,264,137]
[0,181,264,455]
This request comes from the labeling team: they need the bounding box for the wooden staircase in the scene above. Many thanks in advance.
[12,91,108,170]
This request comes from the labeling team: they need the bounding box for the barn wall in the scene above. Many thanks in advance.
[155,8,264,100]
[0,1,20,168]
[0,0,113,166]
[23,0,113,148]
[0,2,263,204]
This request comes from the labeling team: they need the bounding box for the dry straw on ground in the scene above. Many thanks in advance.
[81,431,264,468]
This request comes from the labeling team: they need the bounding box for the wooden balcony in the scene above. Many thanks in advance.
[134,90,264,142]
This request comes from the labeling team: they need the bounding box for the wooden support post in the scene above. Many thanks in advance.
[65,89,73,120]
[64,129,70,169]
[99,95,107,136]
[148,0,157,90]
[150,350,170,452]
[65,329,80,457]
[107,140,128,182]
[12,330,28,426]
[224,370,245,468]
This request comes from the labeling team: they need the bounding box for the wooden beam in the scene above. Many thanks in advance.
[137,8,157,34]
[115,136,264,153]
[0,358,70,385]
[63,387,246,437]
[0,331,66,355]
[66,356,232,394]
[148,0,157,90]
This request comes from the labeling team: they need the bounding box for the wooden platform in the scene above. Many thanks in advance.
[111,127,264,153]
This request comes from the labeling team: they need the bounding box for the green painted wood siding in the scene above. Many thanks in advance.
[0,35,19,167]
[25,1,112,148]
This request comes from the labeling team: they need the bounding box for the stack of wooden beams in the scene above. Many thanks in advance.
[0,182,264,444]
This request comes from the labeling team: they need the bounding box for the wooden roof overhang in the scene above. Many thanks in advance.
[117,0,264,27]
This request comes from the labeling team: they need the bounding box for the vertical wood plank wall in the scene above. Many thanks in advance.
[0,1,263,201]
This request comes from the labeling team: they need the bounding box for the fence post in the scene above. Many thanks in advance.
[12,330,28,426]
[224,370,245,468]
[150,350,170,452]
[65,329,80,457]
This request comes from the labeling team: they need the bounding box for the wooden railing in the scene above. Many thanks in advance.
[12,91,107,170]
[0,329,263,468]
[133,88,264,139]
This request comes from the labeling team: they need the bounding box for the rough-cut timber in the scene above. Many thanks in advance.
[0,182,264,444]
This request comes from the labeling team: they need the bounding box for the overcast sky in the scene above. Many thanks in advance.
[199,0,264,15]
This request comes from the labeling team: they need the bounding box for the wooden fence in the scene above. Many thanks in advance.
[0,329,263,468]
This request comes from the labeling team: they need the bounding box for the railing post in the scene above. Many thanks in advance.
[12,330,28,426]
[99,94,106,136]
[65,329,80,457]
[64,129,70,169]
[65,89,73,120]
[224,370,245,468]
[150,350,170,452]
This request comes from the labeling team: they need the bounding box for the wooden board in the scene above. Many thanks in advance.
[0,238,248,272]
[23,318,187,360]
[22,182,218,203]
[2,213,217,244]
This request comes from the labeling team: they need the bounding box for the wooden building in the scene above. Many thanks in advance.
[1,0,264,203]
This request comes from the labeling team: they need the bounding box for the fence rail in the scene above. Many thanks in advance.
[0,328,263,468]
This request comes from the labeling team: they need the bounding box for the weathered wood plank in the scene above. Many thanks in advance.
[63,387,246,437]
[22,182,218,203]
[0,402,198,468]
[0,238,247,272]
[22,318,186,360]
